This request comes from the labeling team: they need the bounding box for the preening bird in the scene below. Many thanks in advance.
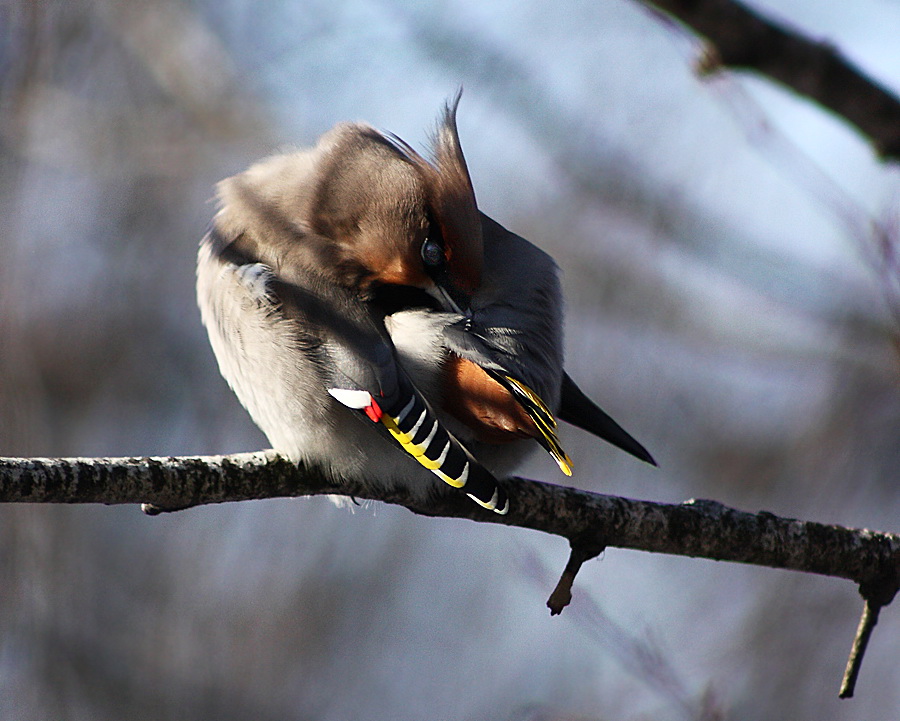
[197,94,654,516]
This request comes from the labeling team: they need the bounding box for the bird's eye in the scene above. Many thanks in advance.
[421,238,444,267]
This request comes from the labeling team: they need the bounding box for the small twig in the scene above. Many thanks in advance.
[839,598,881,699]
[839,571,900,698]
[547,534,606,615]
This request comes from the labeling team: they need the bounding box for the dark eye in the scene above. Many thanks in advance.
[421,238,444,267]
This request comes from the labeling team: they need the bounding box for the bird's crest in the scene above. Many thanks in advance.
[386,91,483,294]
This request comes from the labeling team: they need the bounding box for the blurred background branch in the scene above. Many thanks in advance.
[640,0,900,159]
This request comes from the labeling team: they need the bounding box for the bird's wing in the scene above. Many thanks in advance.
[424,212,573,475]
[318,314,509,515]
[217,231,509,514]
[441,318,573,476]
[443,213,656,470]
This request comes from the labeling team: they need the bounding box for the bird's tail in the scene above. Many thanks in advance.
[557,372,656,466]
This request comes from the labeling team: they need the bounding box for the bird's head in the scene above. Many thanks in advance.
[215,94,482,311]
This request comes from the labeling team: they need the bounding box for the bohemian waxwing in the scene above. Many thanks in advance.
[197,94,654,516]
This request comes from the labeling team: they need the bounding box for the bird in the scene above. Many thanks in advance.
[196,93,654,516]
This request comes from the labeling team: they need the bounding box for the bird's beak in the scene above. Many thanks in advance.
[431,282,469,315]
[427,267,472,316]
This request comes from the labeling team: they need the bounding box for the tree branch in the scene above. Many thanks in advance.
[640,0,900,160]
[3,452,899,583]
[3,452,899,695]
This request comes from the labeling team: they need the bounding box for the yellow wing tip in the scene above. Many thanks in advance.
[554,452,574,476]
[502,376,574,476]
[504,375,557,428]
[535,421,573,477]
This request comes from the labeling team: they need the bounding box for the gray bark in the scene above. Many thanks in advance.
[2,452,898,588]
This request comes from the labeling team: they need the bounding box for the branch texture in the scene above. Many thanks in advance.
[2,453,899,590]
[643,0,900,159]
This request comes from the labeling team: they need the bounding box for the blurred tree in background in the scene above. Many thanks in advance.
[1,1,899,719]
